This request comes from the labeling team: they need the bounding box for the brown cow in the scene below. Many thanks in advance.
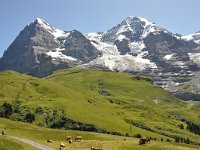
[47,139,53,143]
[60,142,65,148]
[69,139,73,144]
[66,136,72,141]
[91,147,103,150]
[1,130,6,135]
[139,137,150,145]
[75,136,82,142]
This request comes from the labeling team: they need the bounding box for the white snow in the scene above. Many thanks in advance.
[125,16,153,29]
[52,29,70,39]
[188,53,200,64]
[35,18,46,25]
[116,25,133,35]
[137,17,153,28]
[35,18,70,39]
[142,26,156,38]
[129,41,146,53]
[85,32,105,42]
[33,18,77,62]
[182,35,195,41]
[117,35,127,41]
[109,16,155,40]
[47,48,77,62]
[182,32,200,43]
[164,54,173,60]
[122,16,160,38]
[84,35,157,72]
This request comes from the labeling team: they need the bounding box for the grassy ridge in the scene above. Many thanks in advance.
[0,68,200,145]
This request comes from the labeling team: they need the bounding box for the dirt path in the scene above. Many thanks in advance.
[9,136,55,150]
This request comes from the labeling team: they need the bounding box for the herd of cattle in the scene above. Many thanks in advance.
[1,129,150,149]
[46,135,151,150]
[47,136,103,150]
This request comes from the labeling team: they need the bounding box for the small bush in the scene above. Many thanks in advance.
[25,113,35,123]
[134,133,142,138]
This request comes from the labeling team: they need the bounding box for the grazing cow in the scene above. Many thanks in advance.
[139,137,150,145]
[75,136,82,142]
[60,142,65,148]
[47,139,53,143]
[66,136,72,141]
[1,130,6,135]
[91,147,103,150]
[69,139,73,144]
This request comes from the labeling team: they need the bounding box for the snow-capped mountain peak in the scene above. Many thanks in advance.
[33,18,70,39]
[124,16,154,28]
[35,18,47,25]
[101,16,171,43]
[34,18,53,30]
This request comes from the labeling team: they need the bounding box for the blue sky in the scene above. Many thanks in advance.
[0,0,199,57]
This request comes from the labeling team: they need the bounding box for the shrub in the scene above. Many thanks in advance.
[1,102,13,118]
[25,113,35,123]
[166,139,170,142]
[134,133,142,138]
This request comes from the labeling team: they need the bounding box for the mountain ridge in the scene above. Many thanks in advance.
[1,16,200,100]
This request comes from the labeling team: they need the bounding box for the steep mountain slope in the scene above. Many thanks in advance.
[0,68,200,144]
[0,18,99,77]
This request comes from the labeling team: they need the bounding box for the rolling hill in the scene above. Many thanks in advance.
[0,68,200,147]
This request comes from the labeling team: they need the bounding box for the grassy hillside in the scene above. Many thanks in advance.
[0,135,38,150]
[0,118,199,150]
[0,68,200,146]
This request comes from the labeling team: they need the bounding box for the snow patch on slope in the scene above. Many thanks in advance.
[142,25,171,38]
[34,18,79,63]
[85,33,157,71]
[164,54,173,60]
[182,32,200,43]
[117,35,128,41]
[123,16,168,39]
[85,32,105,42]
[129,41,146,53]
[47,48,78,62]
[188,53,200,64]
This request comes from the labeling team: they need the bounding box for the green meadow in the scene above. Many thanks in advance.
[0,68,200,149]
[0,118,199,150]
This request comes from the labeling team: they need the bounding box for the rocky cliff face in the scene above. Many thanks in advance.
[62,30,100,62]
